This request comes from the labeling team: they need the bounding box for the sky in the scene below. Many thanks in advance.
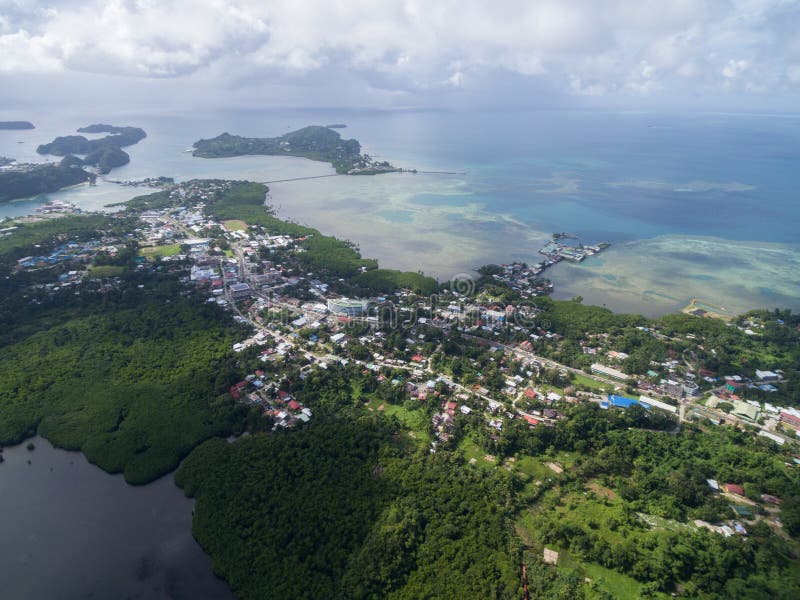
[1,0,799,112]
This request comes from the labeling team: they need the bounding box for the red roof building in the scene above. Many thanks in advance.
[723,483,745,496]
[288,400,301,411]
[780,411,800,430]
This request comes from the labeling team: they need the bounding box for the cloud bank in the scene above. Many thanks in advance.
[1,0,799,107]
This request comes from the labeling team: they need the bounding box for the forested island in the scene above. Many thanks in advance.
[36,124,146,174]
[192,125,399,174]
[1,178,799,598]
[0,121,34,130]
[0,158,95,203]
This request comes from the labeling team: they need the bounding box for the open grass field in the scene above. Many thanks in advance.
[457,436,495,469]
[572,373,613,393]
[514,455,557,480]
[223,219,248,231]
[366,398,431,445]
[517,490,672,600]
[138,243,182,258]
[88,265,126,277]
[560,552,659,600]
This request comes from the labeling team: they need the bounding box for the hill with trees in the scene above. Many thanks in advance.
[36,124,146,173]
[0,158,95,203]
[192,125,398,174]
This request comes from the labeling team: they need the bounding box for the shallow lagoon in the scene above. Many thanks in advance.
[2,108,798,315]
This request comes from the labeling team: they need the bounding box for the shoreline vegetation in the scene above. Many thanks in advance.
[192,125,401,175]
[0,157,96,204]
[2,176,799,599]
[0,179,439,485]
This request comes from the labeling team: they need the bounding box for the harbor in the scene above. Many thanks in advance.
[34,199,81,215]
[538,232,610,265]
[491,234,611,299]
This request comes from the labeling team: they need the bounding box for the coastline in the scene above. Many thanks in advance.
[3,109,799,317]
[0,180,95,209]
[6,161,798,318]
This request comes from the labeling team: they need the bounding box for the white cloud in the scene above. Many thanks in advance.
[0,0,798,104]
[723,59,750,79]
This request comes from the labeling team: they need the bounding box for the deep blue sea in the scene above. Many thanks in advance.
[1,108,798,315]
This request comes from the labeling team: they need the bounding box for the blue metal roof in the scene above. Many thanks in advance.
[607,394,643,408]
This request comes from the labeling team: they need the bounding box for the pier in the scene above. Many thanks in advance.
[535,233,610,272]
[260,169,466,184]
[413,170,467,175]
[260,174,341,184]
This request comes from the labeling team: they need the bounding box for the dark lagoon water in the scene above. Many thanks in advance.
[1,107,797,315]
[0,437,235,600]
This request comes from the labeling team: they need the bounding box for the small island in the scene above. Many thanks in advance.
[0,121,35,130]
[37,124,146,174]
[192,125,399,174]
[0,157,95,204]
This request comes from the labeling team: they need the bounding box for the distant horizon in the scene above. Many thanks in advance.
[5,103,800,121]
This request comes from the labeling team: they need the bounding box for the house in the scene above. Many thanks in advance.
[731,505,753,518]
[780,410,800,431]
[755,370,780,381]
[591,363,629,381]
[723,483,745,496]
[608,395,641,409]
[731,400,759,423]
[758,430,786,445]
[546,391,561,403]
[638,395,678,414]
[460,405,472,415]
[229,282,251,298]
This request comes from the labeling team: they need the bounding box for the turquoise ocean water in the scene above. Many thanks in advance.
[1,108,798,316]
